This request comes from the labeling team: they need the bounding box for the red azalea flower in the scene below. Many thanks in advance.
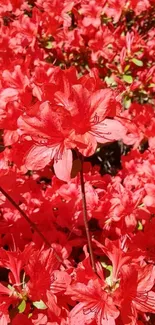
[67,277,119,325]
[18,83,126,181]
[115,264,155,324]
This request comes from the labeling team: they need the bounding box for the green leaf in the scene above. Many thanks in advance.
[131,58,143,67]
[8,284,13,291]
[149,83,155,88]
[101,262,113,273]
[18,300,26,313]
[137,220,143,231]
[45,41,53,49]
[33,300,47,310]
[28,313,33,319]
[101,263,113,286]
[138,203,145,208]
[105,76,116,86]
[123,75,133,84]
[123,97,131,109]
[106,265,113,273]
[135,50,144,56]
[124,64,130,72]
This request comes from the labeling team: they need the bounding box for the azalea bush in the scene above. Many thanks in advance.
[0,0,155,324]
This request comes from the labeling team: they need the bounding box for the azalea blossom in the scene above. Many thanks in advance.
[0,0,155,324]
[18,82,126,181]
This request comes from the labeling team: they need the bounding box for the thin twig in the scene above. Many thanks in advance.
[79,159,97,273]
[0,186,63,265]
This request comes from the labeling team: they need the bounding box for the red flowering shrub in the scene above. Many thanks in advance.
[0,0,155,324]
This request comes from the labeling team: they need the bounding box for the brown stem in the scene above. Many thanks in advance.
[79,159,97,273]
[0,186,63,265]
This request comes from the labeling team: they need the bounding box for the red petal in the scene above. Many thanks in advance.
[90,89,113,121]
[3,130,19,146]
[91,119,126,143]
[69,302,95,325]
[143,195,155,207]
[137,264,155,292]
[54,149,72,182]
[25,145,54,170]
[76,133,97,156]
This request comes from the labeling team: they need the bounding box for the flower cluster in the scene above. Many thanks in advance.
[0,0,155,324]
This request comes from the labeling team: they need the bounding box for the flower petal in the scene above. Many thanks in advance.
[25,145,54,170]
[90,89,113,121]
[54,148,73,182]
[91,119,127,143]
